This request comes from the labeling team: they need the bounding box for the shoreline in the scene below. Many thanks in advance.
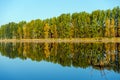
[0,38,120,43]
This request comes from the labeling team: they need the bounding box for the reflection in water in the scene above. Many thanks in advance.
[0,42,120,73]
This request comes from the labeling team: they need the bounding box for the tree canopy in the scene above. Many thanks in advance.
[0,6,120,39]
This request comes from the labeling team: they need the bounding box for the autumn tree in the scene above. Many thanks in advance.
[23,25,27,39]
[110,18,115,37]
[0,6,120,39]
[105,18,110,37]
[117,18,120,37]
[50,24,57,38]
[17,21,26,39]
[44,23,50,38]
[69,23,74,38]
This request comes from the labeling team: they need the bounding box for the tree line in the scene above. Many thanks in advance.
[0,42,120,72]
[0,6,120,39]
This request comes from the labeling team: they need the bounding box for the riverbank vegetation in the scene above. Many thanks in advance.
[0,6,120,39]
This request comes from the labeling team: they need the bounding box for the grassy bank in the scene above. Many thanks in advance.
[0,38,120,43]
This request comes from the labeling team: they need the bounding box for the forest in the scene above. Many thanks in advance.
[0,6,120,39]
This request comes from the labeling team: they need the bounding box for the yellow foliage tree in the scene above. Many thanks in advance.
[50,25,57,38]
[110,18,115,37]
[117,18,120,37]
[23,26,27,39]
[70,24,74,38]
[44,24,50,38]
[105,18,110,37]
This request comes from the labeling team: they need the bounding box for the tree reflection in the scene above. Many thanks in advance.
[0,42,120,73]
[44,42,50,58]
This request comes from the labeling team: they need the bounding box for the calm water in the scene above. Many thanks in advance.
[0,42,120,80]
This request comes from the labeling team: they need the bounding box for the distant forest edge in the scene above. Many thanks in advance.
[0,6,120,39]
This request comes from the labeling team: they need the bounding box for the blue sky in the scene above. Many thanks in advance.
[0,0,120,25]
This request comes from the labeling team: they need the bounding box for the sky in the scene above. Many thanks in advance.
[0,0,120,25]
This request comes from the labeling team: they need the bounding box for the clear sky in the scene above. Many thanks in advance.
[0,0,120,25]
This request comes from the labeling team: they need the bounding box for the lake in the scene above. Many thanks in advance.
[0,42,120,80]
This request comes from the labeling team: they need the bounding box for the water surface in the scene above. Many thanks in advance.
[0,42,120,80]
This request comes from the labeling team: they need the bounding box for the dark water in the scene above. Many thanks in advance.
[0,42,120,80]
